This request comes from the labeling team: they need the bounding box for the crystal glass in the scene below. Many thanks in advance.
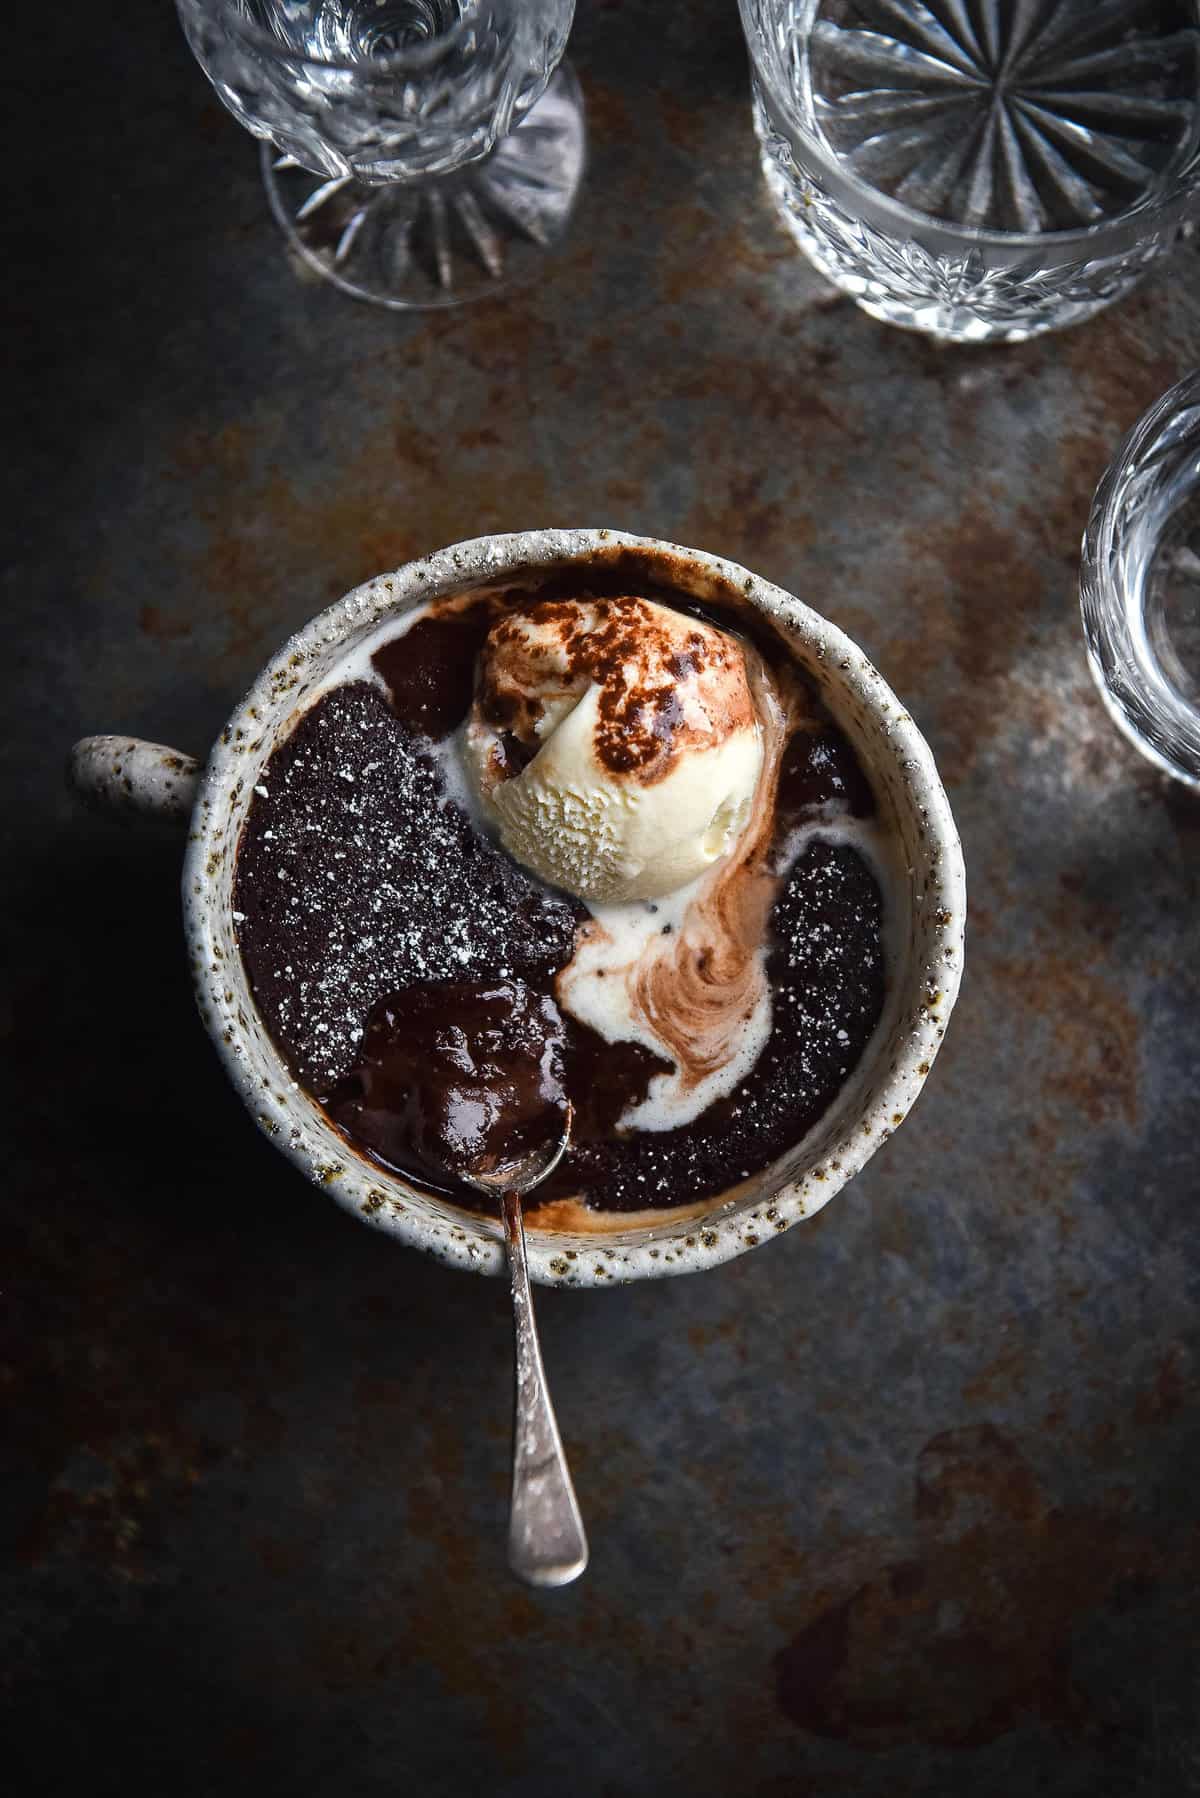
[176,0,583,308]
[737,0,1200,343]
[1081,369,1200,787]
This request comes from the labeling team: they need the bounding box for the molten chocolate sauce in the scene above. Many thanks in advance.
[327,978,568,1187]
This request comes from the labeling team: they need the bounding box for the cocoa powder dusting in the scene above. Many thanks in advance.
[479,595,757,781]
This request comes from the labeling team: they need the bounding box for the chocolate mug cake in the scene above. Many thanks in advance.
[70,531,964,1285]
[232,565,890,1224]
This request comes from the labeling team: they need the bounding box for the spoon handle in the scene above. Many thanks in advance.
[502,1190,589,1588]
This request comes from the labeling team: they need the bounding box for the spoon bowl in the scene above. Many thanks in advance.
[460,1116,575,1202]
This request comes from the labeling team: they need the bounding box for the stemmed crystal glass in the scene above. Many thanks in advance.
[176,1,583,309]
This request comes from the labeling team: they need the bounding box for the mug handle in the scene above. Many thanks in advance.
[68,736,201,828]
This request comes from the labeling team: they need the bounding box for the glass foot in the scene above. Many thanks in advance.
[259,64,585,311]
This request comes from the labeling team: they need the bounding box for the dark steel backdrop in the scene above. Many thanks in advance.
[6,2,1200,1794]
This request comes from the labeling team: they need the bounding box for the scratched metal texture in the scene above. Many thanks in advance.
[5,2,1200,1794]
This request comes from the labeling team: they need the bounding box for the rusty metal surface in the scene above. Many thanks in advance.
[6,1,1200,1793]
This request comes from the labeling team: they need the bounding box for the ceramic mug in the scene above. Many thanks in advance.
[70,528,965,1286]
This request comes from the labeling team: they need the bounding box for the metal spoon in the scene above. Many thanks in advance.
[461,1108,588,1588]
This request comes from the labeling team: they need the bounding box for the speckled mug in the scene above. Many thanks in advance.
[70,529,964,1287]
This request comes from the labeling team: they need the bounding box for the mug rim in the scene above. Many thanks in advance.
[182,528,965,1287]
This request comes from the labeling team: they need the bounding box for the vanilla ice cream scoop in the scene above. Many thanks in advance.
[463,596,766,903]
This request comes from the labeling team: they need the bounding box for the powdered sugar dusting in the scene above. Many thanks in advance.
[233,680,580,1097]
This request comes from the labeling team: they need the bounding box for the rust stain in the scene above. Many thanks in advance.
[138,604,192,640]
[658,89,709,158]
[190,424,556,673]
[254,1534,306,1579]
[689,467,806,571]
[17,1434,202,1579]
[433,285,565,388]
[307,1620,401,1693]
[1041,1393,1070,1434]
[665,350,843,575]
[579,77,635,146]
[872,348,1189,793]
[1133,1344,1188,1428]
[1020,424,1112,569]
[355,1398,530,1767]
[987,952,1141,1133]
[8,1140,304,1583]
[657,202,795,309]
[962,1337,1030,1407]
[457,425,502,451]
[1053,867,1122,957]
[870,1193,929,1266]
[603,474,645,512]
[913,1425,1041,1525]
[672,356,848,440]
[880,506,1043,784]
[1058,296,1181,449]
[686,1316,740,1353]
[1158,779,1200,840]
[775,1424,1169,1749]
[170,421,253,483]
